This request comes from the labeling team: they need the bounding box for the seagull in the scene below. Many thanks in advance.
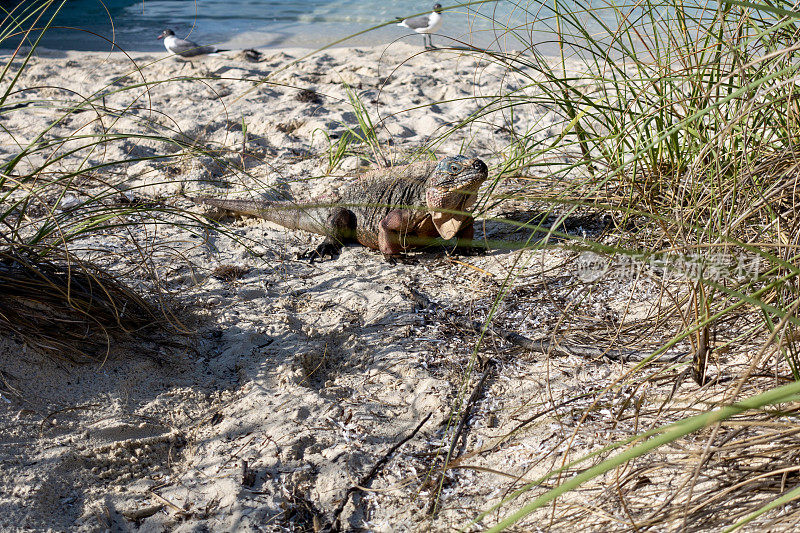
[157,29,229,57]
[397,3,443,49]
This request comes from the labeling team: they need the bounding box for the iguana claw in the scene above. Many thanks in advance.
[383,253,413,265]
[442,243,486,257]
[454,245,486,257]
[297,242,340,263]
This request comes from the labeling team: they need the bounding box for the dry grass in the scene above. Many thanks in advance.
[0,246,168,363]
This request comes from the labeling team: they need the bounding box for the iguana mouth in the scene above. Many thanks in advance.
[435,174,484,191]
[429,184,481,209]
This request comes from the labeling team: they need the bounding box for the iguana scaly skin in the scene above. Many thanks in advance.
[190,155,488,260]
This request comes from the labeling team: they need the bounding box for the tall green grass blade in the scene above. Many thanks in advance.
[476,379,800,531]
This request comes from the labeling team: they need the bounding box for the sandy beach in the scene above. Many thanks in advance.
[0,42,732,531]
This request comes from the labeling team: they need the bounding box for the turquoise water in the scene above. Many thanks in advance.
[1,0,551,51]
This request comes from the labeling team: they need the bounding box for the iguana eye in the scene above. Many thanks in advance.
[449,163,460,173]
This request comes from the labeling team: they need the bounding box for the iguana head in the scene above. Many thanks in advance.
[426,155,488,239]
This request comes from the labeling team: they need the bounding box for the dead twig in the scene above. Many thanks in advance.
[149,491,189,517]
[241,459,256,488]
[121,504,164,521]
[324,412,432,533]
[428,358,496,516]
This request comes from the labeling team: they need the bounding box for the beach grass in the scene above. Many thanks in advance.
[426,0,800,529]
[0,1,220,361]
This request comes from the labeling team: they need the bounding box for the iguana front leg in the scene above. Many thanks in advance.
[378,209,412,259]
[380,210,482,260]
[379,208,436,260]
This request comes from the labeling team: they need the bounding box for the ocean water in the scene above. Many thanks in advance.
[1,0,555,51]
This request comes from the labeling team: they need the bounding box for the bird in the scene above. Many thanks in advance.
[397,4,443,49]
[157,29,229,57]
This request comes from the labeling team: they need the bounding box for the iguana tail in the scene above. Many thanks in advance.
[188,197,334,237]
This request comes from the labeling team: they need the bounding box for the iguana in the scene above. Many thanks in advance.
[189,155,488,261]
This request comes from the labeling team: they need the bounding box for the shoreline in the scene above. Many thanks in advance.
[0,26,412,54]
[0,11,517,55]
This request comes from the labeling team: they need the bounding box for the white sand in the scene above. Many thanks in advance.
[0,44,683,531]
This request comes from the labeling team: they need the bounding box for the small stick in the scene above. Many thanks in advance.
[323,412,432,532]
[428,359,495,516]
[149,491,188,516]
[241,459,256,487]
[121,503,164,521]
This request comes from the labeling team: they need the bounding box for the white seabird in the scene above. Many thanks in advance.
[157,29,229,57]
[397,4,443,49]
